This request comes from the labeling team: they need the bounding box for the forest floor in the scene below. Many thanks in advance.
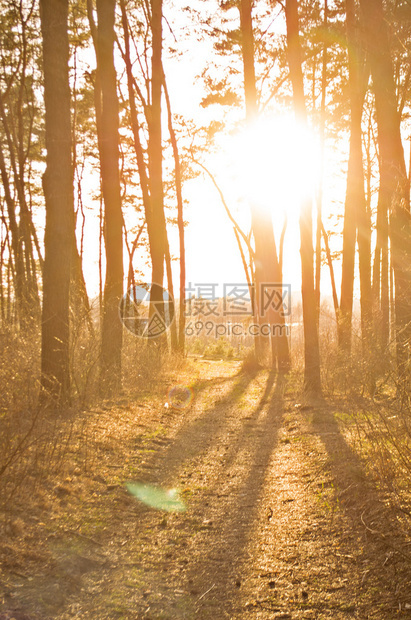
[0,358,411,620]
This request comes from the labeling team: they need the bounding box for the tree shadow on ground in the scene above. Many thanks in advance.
[165,371,285,618]
[310,404,411,615]
[190,372,285,618]
[138,366,262,484]
[115,370,285,619]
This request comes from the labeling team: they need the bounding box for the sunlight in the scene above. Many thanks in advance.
[183,113,321,289]
[227,114,321,222]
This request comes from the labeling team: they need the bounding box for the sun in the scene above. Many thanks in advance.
[224,113,321,228]
[183,112,322,290]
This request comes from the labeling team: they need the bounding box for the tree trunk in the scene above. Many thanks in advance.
[321,220,339,323]
[149,0,166,322]
[240,0,290,371]
[285,0,321,395]
[0,144,26,322]
[339,0,369,355]
[96,0,124,394]
[164,238,178,351]
[373,169,390,355]
[360,0,411,389]
[0,94,40,324]
[39,0,73,402]
[120,0,152,241]
[163,77,186,354]
[315,0,328,325]
[121,0,172,348]
[70,232,94,335]
[346,0,373,355]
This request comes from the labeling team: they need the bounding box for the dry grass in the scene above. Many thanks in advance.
[0,318,410,618]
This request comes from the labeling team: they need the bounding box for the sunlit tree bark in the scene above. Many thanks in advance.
[239,0,290,371]
[163,78,186,353]
[95,0,124,394]
[119,0,152,258]
[148,0,168,331]
[285,0,321,395]
[315,0,328,325]
[339,0,370,355]
[40,0,73,402]
[120,0,174,350]
[71,59,94,332]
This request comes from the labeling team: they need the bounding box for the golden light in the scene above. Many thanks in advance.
[184,113,322,288]
[225,114,321,224]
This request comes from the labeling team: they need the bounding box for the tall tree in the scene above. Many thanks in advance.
[239,0,290,371]
[285,0,321,395]
[372,177,390,353]
[163,78,186,353]
[339,0,370,354]
[95,0,124,393]
[148,0,168,327]
[40,0,73,401]
[352,1,372,357]
[314,0,328,326]
[119,0,175,348]
[360,0,411,389]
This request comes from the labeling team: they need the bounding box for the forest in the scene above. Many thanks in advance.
[0,0,410,618]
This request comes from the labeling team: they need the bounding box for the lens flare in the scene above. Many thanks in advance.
[167,384,194,410]
[126,482,186,512]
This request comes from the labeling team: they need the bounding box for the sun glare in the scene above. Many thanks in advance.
[226,114,321,224]
[185,114,322,289]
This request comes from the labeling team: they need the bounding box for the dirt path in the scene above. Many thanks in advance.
[1,360,410,619]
